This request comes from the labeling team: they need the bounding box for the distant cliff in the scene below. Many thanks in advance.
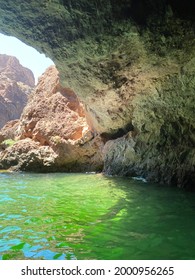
[0,54,35,128]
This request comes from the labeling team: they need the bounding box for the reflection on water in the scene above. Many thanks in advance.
[0,172,195,260]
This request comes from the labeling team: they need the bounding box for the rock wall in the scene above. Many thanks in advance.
[0,54,35,128]
[0,1,194,188]
[102,18,195,189]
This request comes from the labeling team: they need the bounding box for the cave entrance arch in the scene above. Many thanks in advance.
[0,33,54,84]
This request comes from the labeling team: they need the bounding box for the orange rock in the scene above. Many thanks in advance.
[0,66,103,172]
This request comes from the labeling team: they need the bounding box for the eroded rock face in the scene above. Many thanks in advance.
[0,66,103,172]
[102,20,195,189]
[0,54,35,128]
[0,1,194,188]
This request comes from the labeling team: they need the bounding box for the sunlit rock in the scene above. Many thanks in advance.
[0,66,103,172]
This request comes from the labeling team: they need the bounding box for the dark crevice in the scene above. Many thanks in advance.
[101,123,134,142]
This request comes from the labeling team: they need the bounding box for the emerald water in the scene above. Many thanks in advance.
[0,172,195,260]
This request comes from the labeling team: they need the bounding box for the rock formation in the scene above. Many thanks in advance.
[0,66,103,172]
[0,1,194,188]
[0,54,35,128]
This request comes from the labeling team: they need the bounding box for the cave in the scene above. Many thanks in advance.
[0,0,194,188]
[0,0,195,262]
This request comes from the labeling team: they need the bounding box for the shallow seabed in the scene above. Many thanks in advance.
[0,172,195,260]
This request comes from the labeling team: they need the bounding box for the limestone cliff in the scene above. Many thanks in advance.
[0,66,103,172]
[0,1,194,188]
[0,54,35,128]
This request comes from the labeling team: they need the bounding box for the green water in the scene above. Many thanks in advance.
[0,172,195,260]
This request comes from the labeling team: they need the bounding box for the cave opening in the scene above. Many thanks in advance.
[0,33,54,84]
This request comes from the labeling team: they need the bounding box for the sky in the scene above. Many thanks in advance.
[0,33,54,84]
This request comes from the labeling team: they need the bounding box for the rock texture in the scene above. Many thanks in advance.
[101,18,195,189]
[0,54,35,128]
[0,66,103,172]
[0,1,194,188]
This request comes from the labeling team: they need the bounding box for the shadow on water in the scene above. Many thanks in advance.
[75,176,195,260]
[0,172,195,260]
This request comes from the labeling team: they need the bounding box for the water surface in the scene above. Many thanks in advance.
[0,172,195,260]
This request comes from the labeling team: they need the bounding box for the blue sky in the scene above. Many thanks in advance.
[0,33,54,83]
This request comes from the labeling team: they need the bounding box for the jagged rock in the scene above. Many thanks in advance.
[0,54,35,128]
[0,66,103,172]
[19,66,86,143]
[0,138,57,171]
